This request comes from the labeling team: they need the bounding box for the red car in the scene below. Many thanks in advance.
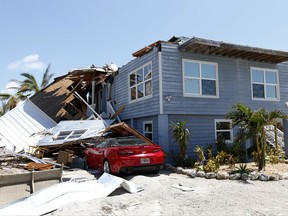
[84,123,164,174]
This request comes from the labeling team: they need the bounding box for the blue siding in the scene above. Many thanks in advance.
[110,40,288,160]
[161,43,288,115]
[134,115,159,143]
[110,47,160,120]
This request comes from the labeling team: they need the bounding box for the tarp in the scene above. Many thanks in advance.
[0,173,144,216]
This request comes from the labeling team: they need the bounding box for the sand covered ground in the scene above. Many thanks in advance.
[48,166,288,216]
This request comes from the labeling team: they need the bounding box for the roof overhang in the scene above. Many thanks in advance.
[103,122,152,143]
[179,37,288,63]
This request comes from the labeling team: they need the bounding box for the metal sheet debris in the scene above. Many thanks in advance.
[0,100,57,152]
[37,119,113,147]
[0,173,144,216]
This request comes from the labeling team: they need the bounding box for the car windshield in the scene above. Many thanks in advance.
[97,137,146,147]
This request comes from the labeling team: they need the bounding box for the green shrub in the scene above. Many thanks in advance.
[194,145,205,162]
[203,159,220,173]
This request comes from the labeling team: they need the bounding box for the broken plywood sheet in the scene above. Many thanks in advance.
[0,173,144,216]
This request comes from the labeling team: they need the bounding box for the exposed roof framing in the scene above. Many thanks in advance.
[179,37,288,63]
[132,40,165,57]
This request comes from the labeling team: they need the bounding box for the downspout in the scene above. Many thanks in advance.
[159,49,163,114]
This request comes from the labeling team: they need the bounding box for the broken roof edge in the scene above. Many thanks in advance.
[183,37,288,55]
[132,36,191,58]
[179,37,288,63]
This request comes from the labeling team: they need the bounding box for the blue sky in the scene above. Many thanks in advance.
[1,0,288,93]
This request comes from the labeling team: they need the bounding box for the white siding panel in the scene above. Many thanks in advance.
[0,100,56,151]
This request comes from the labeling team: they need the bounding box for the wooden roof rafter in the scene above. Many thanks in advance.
[179,37,288,63]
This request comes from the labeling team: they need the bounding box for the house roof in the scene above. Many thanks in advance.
[132,40,165,57]
[179,37,288,63]
[132,36,288,63]
[31,66,115,123]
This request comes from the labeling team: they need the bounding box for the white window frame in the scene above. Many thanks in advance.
[214,119,233,143]
[182,59,219,98]
[129,62,153,103]
[52,129,87,141]
[143,121,153,141]
[250,67,280,101]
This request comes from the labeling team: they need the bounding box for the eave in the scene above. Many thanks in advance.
[179,37,288,63]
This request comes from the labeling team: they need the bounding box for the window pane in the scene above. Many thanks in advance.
[138,83,144,98]
[217,131,231,140]
[145,133,153,140]
[202,80,216,95]
[144,64,152,80]
[144,123,152,132]
[145,80,152,96]
[202,64,216,79]
[184,62,200,77]
[265,71,276,84]
[130,87,136,100]
[253,84,264,98]
[266,85,277,98]
[130,73,136,86]
[216,122,230,130]
[137,69,143,83]
[252,70,264,83]
[185,78,199,94]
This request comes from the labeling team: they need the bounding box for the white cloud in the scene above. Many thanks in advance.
[5,81,19,90]
[0,81,19,94]
[7,54,46,72]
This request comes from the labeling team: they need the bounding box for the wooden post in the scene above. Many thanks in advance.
[31,168,35,193]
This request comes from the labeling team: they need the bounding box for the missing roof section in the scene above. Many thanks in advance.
[179,37,288,63]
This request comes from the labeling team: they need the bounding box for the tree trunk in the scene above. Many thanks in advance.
[258,128,266,171]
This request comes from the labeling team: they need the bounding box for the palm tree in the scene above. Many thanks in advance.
[170,120,191,160]
[11,63,54,96]
[226,103,287,171]
[0,92,27,115]
[0,64,54,114]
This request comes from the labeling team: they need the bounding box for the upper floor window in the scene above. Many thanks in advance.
[215,119,233,143]
[143,121,153,141]
[183,59,218,98]
[251,67,279,100]
[129,63,152,102]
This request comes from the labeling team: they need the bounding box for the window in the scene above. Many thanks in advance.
[251,67,279,100]
[53,130,87,141]
[183,59,218,97]
[215,120,233,143]
[129,63,152,101]
[143,121,153,141]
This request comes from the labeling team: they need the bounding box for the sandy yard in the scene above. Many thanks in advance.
[47,164,288,216]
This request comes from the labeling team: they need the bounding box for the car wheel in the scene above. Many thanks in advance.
[103,160,111,174]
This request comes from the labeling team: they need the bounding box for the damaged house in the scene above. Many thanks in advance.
[0,65,122,154]
[109,36,288,160]
[2,36,288,162]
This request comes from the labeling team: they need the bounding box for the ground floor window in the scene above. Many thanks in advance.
[143,121,153,141]
[215,119,233,143]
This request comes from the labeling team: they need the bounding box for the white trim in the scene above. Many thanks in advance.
[250,67,280,101]
[159,51,163,114]
[128,61,153,103]
[143,121,153,141]
[214,119,233,143]
[182,59,219,98]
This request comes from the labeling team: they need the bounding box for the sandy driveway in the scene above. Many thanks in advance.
[48,170,288,216]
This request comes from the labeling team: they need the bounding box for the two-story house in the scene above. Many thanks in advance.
[110,36,288,160]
